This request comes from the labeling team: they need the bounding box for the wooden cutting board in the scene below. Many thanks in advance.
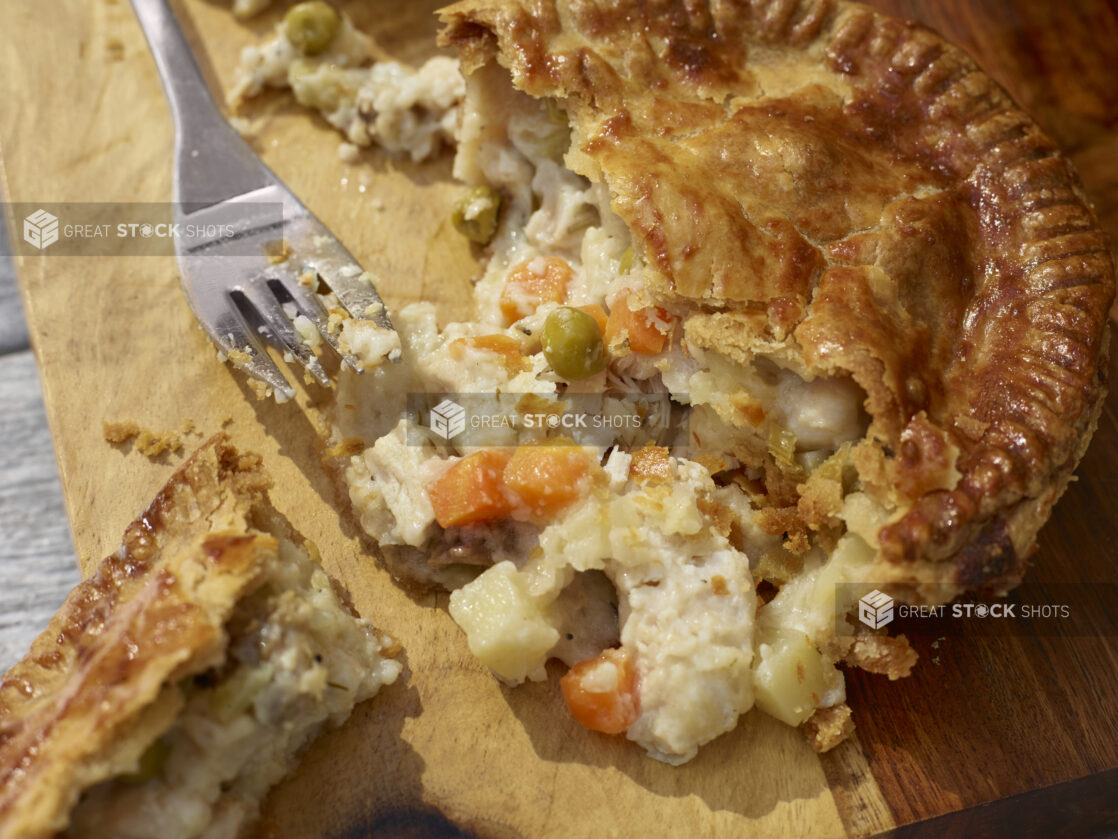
[2,1,1117,836]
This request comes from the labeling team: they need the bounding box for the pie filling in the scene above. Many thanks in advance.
[237,11,934,764]
[64,538,400,838]
[231,12,463,163]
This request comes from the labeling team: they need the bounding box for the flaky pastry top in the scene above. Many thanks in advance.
[439,0,1114,593]
[0,436,275,839]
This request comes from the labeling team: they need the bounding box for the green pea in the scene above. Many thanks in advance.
[451,185,502,244]
[284,1,341,56]
[542,307,607,380]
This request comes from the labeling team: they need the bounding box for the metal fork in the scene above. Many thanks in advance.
[130,0,396,401]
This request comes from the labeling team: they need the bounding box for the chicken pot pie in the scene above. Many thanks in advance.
[0,436,401,839]
[230,0,1113,764]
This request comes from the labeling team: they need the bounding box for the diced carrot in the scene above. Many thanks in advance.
[577,304,608,335]
[605,295,674,355]
[560,648,640,734]
[499,256,572,324]
[448,334,525,372]
[427,450,514,528]
[502,443,592,520]
[628,445,671,482]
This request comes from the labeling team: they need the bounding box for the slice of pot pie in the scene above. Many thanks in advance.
[231,0,1113,763]
[0,435,401,839]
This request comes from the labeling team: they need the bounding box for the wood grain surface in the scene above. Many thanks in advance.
[0,1,1116,837]
[0,353,80,674]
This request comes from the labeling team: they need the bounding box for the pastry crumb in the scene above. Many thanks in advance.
[103,420,185,460]
[380,636,403,658]
[753,505,810,554]
[843,633,918,681]
[803,704,855,753]
[102,419,141,445]
[247,379,272,401]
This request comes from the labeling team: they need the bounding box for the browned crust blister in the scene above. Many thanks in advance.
[438,0,1114,600]
[0,436,275,839]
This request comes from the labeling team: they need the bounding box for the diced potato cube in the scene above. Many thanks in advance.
[449,561,559,683]
[752,628,833,727]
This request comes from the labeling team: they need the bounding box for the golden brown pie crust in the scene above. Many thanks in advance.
[0,437,294,839]
[439,0,1114,600]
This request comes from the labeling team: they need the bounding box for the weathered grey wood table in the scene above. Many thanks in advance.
[0,215,80,673]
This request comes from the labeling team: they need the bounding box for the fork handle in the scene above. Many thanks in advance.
[130,0,272,206]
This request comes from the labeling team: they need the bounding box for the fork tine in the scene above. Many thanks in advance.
[135,0,401,403]
[266,276,368,373]
[315,266,395,333]
[234,284,332,388]
[209,303,297,402]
